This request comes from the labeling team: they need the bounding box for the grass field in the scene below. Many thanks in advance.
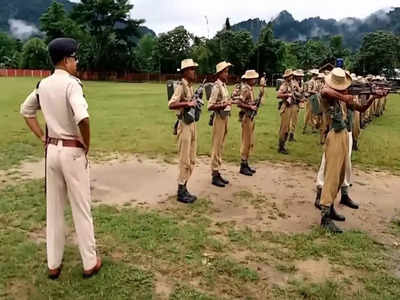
[1,77,400,172]
[1,77,400,299]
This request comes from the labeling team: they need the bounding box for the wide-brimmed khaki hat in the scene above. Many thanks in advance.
[309,69,319,76]
[325,68,352,91]
[294,69,304,77]
[283,69,293,78]
[242,70,259,80]
[180,59,199,71]
[216,61,232,74]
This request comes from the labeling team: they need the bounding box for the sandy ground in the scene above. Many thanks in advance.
[2,155,400,246]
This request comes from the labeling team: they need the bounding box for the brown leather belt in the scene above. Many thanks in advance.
[48,138,84,148]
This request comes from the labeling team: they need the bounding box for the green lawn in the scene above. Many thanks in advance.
[1,77,399,172]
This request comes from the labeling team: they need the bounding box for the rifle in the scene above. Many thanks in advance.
[248,87,264,121]
[183,79,206,124]
[348,81,375,96]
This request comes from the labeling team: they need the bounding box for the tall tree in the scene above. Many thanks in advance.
[71,0,144,72]
[40,1,83,43]
[354,31,400,77]
[0,32,22,68]
[20,37,50,69]
[155,26,193,73]
[135,34,158,72]
[250,25,285,76]
[213,30,254,75]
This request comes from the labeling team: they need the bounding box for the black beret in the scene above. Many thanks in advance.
[48,38,78,65]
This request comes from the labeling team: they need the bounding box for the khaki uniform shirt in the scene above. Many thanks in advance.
[260,77,266,86]
[278,80,293,104]
[20,69,89,140]
[239,83,255,112]
[168,78,194,116]
[207,79,231,113]
[307,78,318,94]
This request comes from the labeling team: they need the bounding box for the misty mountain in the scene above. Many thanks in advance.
[0,0,74,38]
[0,0,155,40]
[231,8,400,49]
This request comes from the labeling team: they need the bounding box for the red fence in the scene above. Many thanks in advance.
[0,69,242,84]
[0,69,51,78]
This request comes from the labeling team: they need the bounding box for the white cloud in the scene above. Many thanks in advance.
[8,19,39,40]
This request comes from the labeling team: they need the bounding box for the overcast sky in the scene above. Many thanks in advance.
[70,0,399,37]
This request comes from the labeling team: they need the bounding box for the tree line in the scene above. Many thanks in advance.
[0,0,399,78]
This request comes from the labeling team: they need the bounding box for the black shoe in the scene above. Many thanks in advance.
[240,163,253,176]
[289,133,296,142]
[48,265,62,280]
[315,187,322,210]
[340,194,359,209]
[177,185,196,204]
[352,141,359,151]
[218,173,229,185]
[278,147,289,155]
[212,174,226,187]
[247,163,256,174]
[330,205,345,222]
[321,214,343,233]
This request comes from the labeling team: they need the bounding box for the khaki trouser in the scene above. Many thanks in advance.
[371,99,377,116]
[383,97,387,112]
[177,121,197,185]
[46,142,97,270]
[211,114,228,172]
[379,97,385,115]
[317,131,352,189]
[319,130,350,207]
[320,113,330,145]
[304,100,320,132]
[289,104,299,134]
[279,103,295,141]
[303,100,312,131]
[240,114,255,161]
[353,111,360,142]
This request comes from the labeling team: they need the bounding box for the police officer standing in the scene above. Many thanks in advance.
[238,70,260,176]
[277,69,295,154]
[168,59,199,203]
[20,38,101,279]
[208,61,232,187]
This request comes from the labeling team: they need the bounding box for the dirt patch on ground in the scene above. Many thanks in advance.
[3,155,400,246]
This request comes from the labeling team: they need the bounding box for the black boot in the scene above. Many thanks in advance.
[212,172,225,187]
[352,140,358,151]
[218,172,229,185]
[330,205,345,222]
[177,184,196,204]
[314,187,322,210]
[247,162,256,174]
[278,140,289,155]
[240,161,253,176]
[289,133,296,142]
[340,194,359,209]
[184,182,197,202]
[321,205,343,234]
